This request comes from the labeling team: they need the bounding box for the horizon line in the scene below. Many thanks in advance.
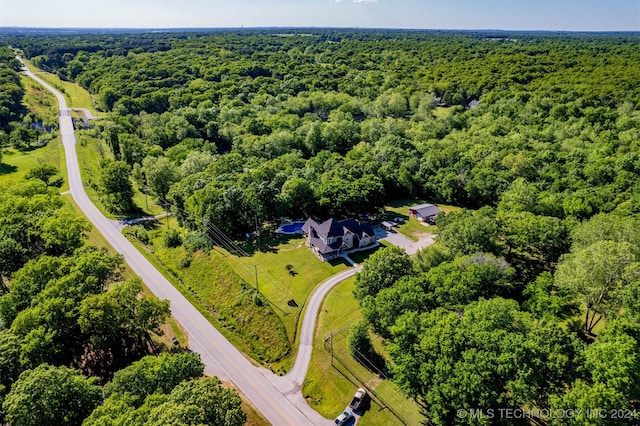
[1,26,639,34]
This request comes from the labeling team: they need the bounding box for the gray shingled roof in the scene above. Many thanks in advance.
[409,203,440,217]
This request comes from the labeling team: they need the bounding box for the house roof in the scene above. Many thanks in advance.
[316,218,344,238]
[303,217,375,241]
[409,203,440,217]
[360,221,375,237]
[301,218,318,235]
[308,234,344,254]
[339,218,360,235]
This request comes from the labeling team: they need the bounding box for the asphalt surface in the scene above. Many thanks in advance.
[21,59,336,425]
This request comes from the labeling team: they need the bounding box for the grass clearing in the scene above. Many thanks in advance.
[30,67,102,114]
[0,140,69,191]
[433,106,454,119]
[0,73,67,189]
[22,73,59,126]
[226,233,350,341]
[303,276,424,425]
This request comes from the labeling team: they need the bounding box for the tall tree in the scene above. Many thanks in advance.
[143,156,179,202]
[555,240,640,334]
[2,364,101,426]
[104,352,204,404]
[146,377,246,426]
[99,160,135,214]
[354,245,413,301]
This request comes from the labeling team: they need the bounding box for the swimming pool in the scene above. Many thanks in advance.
[278,221,305,234]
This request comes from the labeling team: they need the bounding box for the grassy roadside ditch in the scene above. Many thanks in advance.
[123,218,291,366]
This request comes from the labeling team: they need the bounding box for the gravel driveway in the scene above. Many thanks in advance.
[374,226,436,255]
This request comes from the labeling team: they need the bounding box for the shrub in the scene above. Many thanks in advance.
[164,229,182,248]
[135,226,150,244]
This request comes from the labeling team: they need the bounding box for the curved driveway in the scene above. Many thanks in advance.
[20,59,347,425]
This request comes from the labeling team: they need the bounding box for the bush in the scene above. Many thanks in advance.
[347,319,373,359]
[178,251,192,268]
[183,231,210,252]
[135,226,150,244]
[164,229,182,248]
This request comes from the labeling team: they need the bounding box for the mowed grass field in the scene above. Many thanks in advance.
[224,234,350,339]
[302,277,425,426]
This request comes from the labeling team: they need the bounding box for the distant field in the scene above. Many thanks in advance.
[0,73,67,189]
[302,277,425,425]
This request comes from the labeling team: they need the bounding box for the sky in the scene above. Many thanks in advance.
[0,0,638,31]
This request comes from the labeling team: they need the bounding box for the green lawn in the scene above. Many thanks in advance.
[303,277,425,426]
[0,140,69,191]
[224,234,350,343]
[347,240,390,265]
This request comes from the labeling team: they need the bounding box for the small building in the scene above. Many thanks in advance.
[408,203,440,224]
[467,99,480,108]
[302,218,376,261]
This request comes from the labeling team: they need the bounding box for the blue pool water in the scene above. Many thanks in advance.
[280,222,304,233]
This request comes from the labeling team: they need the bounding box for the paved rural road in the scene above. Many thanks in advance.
[20,59,334,425]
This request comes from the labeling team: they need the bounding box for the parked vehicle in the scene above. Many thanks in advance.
[349,388,368,411]
[334,410,353,425]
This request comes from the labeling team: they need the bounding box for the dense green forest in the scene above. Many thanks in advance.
[7,30,640,235]
[0,179,245,425]
[2,29,640,424]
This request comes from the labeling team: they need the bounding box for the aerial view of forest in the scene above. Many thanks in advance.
[1,26,640,425]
